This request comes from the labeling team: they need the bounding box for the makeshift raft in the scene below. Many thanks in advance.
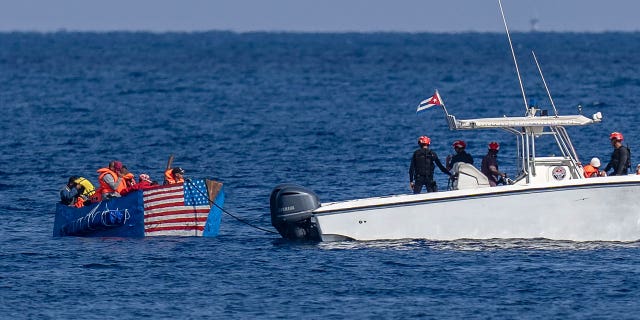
[53,179,224,237]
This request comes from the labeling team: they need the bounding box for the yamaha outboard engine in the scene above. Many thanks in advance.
[270,184,321,240]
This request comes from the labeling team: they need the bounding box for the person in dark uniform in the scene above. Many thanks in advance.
[60,176,79,205]
[604,131,631,176]
[446,140,474,171]
[481,141,507,187]
[409,136,451,194]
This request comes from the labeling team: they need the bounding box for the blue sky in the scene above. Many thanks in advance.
[0,0,638,33]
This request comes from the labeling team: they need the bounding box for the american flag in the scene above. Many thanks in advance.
[143,179,211,236]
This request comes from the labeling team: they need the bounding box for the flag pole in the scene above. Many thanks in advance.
[436,89,450,116]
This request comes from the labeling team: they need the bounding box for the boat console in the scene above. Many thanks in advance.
[450,162,490,190]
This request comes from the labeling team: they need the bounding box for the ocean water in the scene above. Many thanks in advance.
[1,31,640,318]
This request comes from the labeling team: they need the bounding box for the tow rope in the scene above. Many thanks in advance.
[185,179,278,235]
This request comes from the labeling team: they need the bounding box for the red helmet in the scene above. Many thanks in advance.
[609,132,624,141]
[452,140,466,149]
[488,141,500,150]
[418,136,431,145]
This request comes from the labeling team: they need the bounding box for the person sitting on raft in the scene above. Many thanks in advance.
[121,165,137,189]
[60,176,80,206]
[164,167,185,185]
[73,176,96,207]
[96,161,126,200]
[60,176,96,208]
[121,173,158,196]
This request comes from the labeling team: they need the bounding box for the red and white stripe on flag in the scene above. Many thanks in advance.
[143,183,210,236]
[416,91,444,113]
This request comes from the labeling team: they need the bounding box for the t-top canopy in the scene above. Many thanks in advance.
[446,113,601,130]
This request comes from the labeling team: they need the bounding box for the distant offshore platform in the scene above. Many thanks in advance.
[530,17,539,32]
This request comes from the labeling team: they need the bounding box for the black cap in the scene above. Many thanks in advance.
[172,167,185,175]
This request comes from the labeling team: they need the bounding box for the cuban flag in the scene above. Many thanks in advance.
[416,90,444,113]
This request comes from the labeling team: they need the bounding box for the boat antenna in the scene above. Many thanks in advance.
[498,0,528,114]
[532,50,559,117]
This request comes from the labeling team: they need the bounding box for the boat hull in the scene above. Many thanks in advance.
[313,177,640,242]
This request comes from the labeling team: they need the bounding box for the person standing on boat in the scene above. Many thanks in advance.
[604,132,631,176]
[446,140,474,171]
[481,142,507,187]
[409,136,451,193]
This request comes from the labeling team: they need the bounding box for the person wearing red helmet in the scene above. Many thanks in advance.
[446,140,474,171]
[409,136,451,194]
[603,131,631,175]
[481,141,507,187]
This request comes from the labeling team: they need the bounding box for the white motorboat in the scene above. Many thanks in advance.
[268,1,640,242]
[270,110,640,242]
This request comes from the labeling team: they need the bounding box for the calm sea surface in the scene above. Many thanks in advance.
[1,32,639,319]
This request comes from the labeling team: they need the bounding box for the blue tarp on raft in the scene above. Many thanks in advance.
[53,192,146,237]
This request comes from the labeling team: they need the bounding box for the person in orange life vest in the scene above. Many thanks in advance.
[121,165,136,188]
[583,157,605,178]
[121,173,158,196]
[164,167,185,185]
[96,160,126,199]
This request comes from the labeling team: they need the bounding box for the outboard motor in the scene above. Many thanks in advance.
[270,184,321,240]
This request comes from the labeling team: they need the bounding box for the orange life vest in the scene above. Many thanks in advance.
[89,192,103,203]
[164,168,184,185]
[97,167,126,194]
[123,173,136,188]
[74,197,85,208]
[583,164,599,178]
